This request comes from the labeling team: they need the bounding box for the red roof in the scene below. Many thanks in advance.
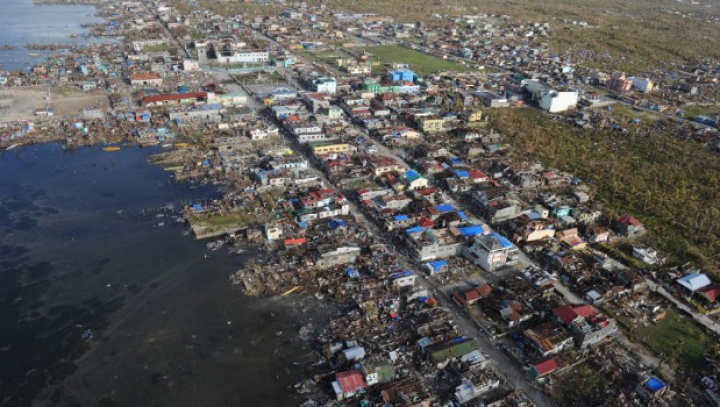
[130,72,162,81]
[618,213,642,227]
[532,358,558,376]
[573,305,596,318]
[336,370,366,394]
[304,92,329,101]
[141,91,207,105]
[415,187,438,196]
[468,169,489,180]
[418,217,434,228]
[284,238,307,246]
[700,285,720,302]
[552,305,598,324]
[452,284,492,306]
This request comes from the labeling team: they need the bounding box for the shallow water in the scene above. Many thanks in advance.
[0,144,315,407]
[0,0,113,72]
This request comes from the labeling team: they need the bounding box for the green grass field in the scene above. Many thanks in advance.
[682,105,720,120]
[631,309,710,370]
[366,45,472,75]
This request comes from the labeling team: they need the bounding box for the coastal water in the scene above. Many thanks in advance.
[0,0,113,73]
[0,144,317,406]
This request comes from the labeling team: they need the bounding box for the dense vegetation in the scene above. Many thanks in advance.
[491,108,720,275]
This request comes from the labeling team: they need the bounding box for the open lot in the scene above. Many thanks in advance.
[366,45,472,75]
[682,105,720,121]
[0,88,108,122]
[630,309,711,370]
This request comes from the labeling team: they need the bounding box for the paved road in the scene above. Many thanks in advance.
[260,65,559,407]
[141,0,192,58]
[586,248,720,336]
[417,272,560,407]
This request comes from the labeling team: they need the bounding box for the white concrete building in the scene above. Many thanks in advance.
[464,233,519,272]
[629,77,654,93]
[526,80,578,113]
[218,50,269,64]
[312,77,337,94]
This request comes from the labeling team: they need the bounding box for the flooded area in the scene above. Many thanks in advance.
[0,144,322,407]
[0,0,113,72]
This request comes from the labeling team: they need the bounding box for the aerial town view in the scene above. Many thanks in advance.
[4,0,720,406]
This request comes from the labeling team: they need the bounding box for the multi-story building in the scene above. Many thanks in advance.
[406,228,464,261]
[552,304,618,348]
[310,142,356,156]
[362,154,405,176]
[464,233,519,271]
[312,77,337,94]
[526,80,578,113]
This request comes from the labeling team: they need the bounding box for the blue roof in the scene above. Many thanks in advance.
[391,270,414,279]
[458,225,484,237]
[645,377,666,393]
[454,170,469,178]
[434,204,454,213]
[526,212,542,220]
[428,259,449,270]
[491,232,513,248]
[405,169,421,181]
[449,157,463,165]
[457,211,467,221]
[328,219,347,229]
[394,214,409,221]
[406,226,423,234]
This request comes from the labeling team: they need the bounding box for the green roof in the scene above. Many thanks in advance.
[369,363,394,383]
[428,338,478,363]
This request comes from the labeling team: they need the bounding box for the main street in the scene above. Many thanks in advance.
[262,57,560,407]
[200,21,688,407]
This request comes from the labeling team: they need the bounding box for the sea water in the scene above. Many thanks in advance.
[0,144,311,406]
[0,0,111,73]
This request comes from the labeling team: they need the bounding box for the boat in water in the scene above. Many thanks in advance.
[102,146,121,152]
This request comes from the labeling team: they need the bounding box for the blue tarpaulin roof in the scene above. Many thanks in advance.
[457,211,467,221]
[391,270,414,279]
[405,169,421,180]
[428,259,449,271]
[449,157,463,165]
[645,377,666,393]
[406,226,423,234]
[527,212,542,220]
[454,170,469,178]
[458,225,484,237]
[491,232,513,248]
[394,214,409,221]
[328,219,347,229]
[434,204,454,213]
